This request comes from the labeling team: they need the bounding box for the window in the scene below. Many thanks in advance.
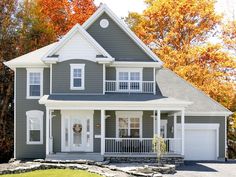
[116,111,142,138]
[70,64,85,90]
[27,68,43,99]
[26,110,44,144]
[116,68,142,92]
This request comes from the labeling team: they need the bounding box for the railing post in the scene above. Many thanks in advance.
[101,109,105,155]
[181,109,185,156]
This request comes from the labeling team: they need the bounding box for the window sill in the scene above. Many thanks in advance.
[70,87,85,90]
[26,141,43,145]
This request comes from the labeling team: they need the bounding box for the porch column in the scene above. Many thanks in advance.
[49,110,53,154]
[181,109,185,156]
[101,109,105,155]
[156,109,161,137]
[46,108,50,155]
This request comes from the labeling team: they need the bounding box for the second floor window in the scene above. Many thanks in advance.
[27,68,43,99]
[70,64,85,90]
[116,68,142,92]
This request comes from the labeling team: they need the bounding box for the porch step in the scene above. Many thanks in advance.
[46,153,104,162]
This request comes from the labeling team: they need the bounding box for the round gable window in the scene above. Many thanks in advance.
[100,19,109,28]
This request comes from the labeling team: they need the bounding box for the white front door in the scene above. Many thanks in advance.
[61,110,94,152]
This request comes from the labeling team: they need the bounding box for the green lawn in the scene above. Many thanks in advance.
[1,169,102,177]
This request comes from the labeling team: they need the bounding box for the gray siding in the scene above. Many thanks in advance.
[94,110,101,152]
[105,111,116,138]
[87,13,153,62]
[176,116,225,158]
[52,110,61,153]
[142,111,153,138]
[15,68,50,159]
[52,59,103,94]
[106,67,154,81]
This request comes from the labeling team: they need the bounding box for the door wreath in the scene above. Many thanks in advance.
[73,124,82,133]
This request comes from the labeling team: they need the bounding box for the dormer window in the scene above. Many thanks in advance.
[70,64,85,90]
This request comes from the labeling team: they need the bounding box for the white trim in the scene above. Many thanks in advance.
[109,62,162,68]
[70,64,85,90]
[169,111,232,116]
[82,4,163,64]
[153,110,155,136]
[103,64,105,95]
[14,69,16,158]
[101,109,105,155]
[115,111,143,138]
[177,123,220,159]
[225,116,227,158]
[26,68,44,99]
[181,109,185,156]
[153,68,156,95]
[50,64,52,94]
[61,110,94,152]
[26,110,44,145]
[42,24,113,62]
[46,108,50,154]
[156,110,161,137]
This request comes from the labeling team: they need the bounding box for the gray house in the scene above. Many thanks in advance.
[4,4,232,162]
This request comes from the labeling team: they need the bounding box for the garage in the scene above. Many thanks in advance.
[177,124,219,161]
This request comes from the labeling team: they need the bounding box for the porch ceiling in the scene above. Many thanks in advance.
[39,94,192,110]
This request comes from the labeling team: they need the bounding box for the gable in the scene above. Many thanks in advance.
[87,12,154,62]
[156,68,230,113]
[55,31,101,61]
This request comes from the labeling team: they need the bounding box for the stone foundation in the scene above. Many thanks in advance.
[104,156,184,166]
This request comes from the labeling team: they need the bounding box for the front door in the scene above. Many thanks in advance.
[61,110,93,152]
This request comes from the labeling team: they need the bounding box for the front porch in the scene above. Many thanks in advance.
[39,94,191,161]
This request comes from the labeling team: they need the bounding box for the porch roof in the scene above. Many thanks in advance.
[39,94,192,110]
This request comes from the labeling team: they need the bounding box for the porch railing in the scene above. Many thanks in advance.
[105,80,155,93]
[105,138,182,155]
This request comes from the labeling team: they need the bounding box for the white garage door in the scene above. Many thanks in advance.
[177,124,219,161]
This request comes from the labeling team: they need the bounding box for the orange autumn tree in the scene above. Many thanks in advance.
[36,0,97,36]
[126,0,236,110]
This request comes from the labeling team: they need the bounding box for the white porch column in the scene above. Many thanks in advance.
[49,110,53,154]
[101,109,105,155]
[156,109,161,137]
[46,108,50,155]
[181,109,185,156]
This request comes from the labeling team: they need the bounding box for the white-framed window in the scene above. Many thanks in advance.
[26,68,43,99]
[116,111,143,138]
[26,110,44,144]
[116,68,142,92]
[70,64,85,90]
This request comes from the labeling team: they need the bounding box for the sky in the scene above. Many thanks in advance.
[94,0,236,20]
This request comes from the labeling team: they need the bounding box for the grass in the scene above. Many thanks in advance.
[1,169,102,177]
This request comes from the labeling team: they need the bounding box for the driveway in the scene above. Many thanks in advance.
[165,161,236,177]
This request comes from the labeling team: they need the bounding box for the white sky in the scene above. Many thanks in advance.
[95,0,236,20]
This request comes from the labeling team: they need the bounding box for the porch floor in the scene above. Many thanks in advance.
[46,152,104,162]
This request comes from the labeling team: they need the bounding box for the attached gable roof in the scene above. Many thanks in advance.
[42,24,113,63]
[83,4,163,63]
[4,43,57,69]
[156,68,232,116]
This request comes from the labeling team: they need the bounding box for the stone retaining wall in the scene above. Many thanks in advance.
[104,156,184,166]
